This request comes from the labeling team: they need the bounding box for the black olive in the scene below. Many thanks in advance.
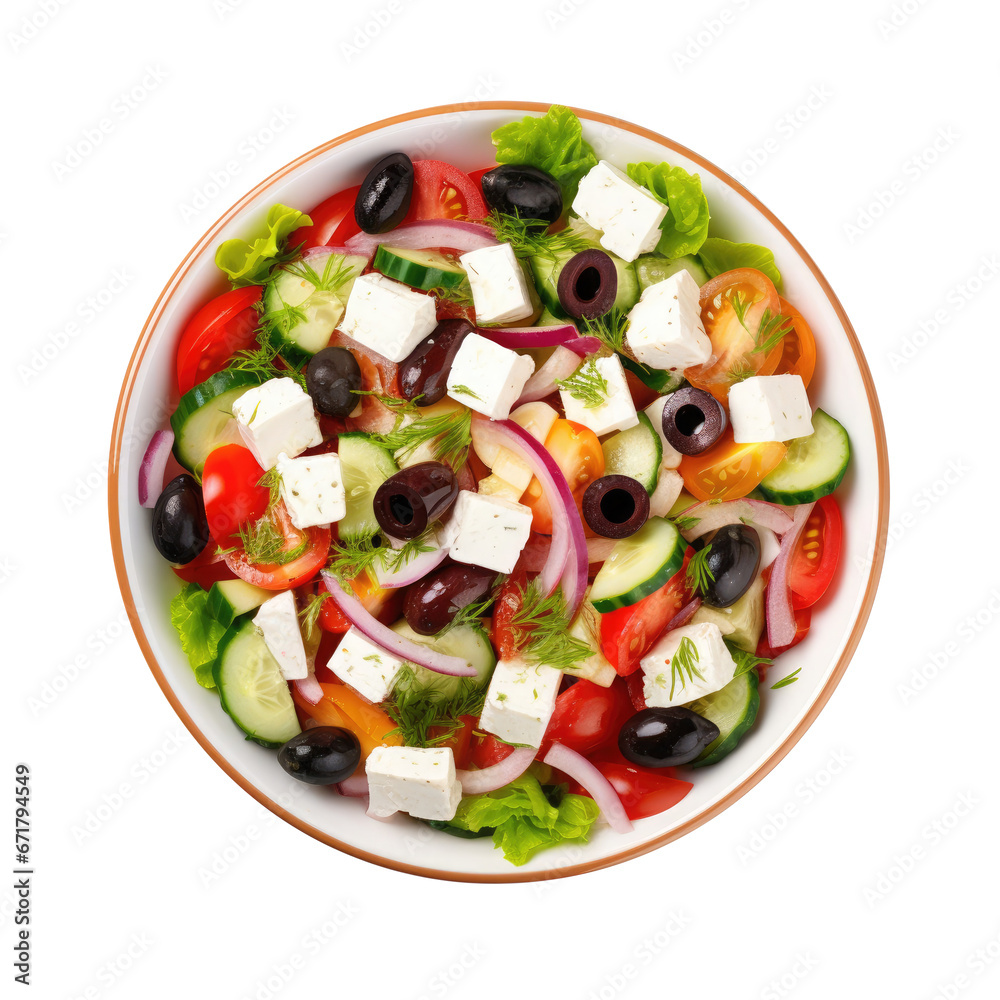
[305,346,362,417]
[373,462,459,539]
[701,523,761,608]
[354,152,413,234]
[152,474,210,564]
[557,249,618,319]
[403,562,496,635]
[619,708,720,767]
[582,475,649,538]
[278,727,361,785]
[661,387,727,455]
[481,164,563,228]
[398,319,473,406]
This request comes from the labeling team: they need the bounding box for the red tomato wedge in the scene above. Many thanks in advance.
[171,544,235,587]
[568,761,692,820]
[293,185,360,249]
[175,287,261,395]
[201,444,270,544]
[406,160,487,222]
[788,495,842,609]
[539,678,633,758]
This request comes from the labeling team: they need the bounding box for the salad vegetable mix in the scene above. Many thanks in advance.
[142,106,850,866]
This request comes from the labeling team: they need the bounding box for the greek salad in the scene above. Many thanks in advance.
[142,106,850,867]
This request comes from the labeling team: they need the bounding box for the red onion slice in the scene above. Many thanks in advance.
[138,429,174,508]
[320,571,477,677]
[515,346,581,405]
[292,674,324,706]
[374,543,449,589]
[561,336,603,357]
[666,596,701,631]
[337,773,370,798]
[679,499,793,542]
[344,220,498,257]
[471,417,588,617]
[543,743,632,834]
[457,746,536,795]
[477,324,580,350]
[766,502,815,648]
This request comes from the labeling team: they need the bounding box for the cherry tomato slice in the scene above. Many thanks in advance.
[406,160,488,222]
[788,496,842,609]
[773,296,817,388]
[539,678,633,758]
[469,731,515,770]
[678,429,787,502]
[201,444,270,544]
[491,568,528,661]
[294,185,360,250]
[175,287,261,395]
[568,761,692,820]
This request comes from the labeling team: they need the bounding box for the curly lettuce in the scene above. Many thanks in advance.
[626,161,710,259]
[696,237,783,290]
[169,583,227,689]
[215,203,311,287]
[491,105,598,206]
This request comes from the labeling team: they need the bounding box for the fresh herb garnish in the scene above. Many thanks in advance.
[227,337,307,390]
[770,667,801,689]
[666,636,704,700]
[486,210,589,262]
[298,592,330,640]
[725,639,772,680]
[730,291,792,357]
[384,665,487,748]
[450,384,482,401]
[686,544,716,595]
[428,281,474,308]
[555,358,608,409]
[672,514,700,532]
[373,406,473,470]
[580,306,630,355]
[327,527,383,583]
[505,581,591,672]
[434,591,498,638]
[237,512,306,566]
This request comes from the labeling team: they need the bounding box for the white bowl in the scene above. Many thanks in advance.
[109,103,888,882]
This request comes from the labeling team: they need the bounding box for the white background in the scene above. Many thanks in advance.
[5,0,1000,997]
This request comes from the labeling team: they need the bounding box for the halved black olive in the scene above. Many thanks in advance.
[152,474,210,564]
[661,387,727,455]
[557,249,618,319]
[373,462,459,539]
[582,475,649,538]
[354,152,413,234]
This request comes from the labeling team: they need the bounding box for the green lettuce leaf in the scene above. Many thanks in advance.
[452,773,601,867]
[491,105,598,206]
[626,161,711,259]
[169,583,227,689]
[696,237,782,290]
[215,203,312,287]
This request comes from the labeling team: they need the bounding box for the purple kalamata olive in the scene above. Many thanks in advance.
[661,387,727,455]
[373,462,459,539]
[557,249,618,319]
[403,562,496,635]
[398,319,473,406]
[582,475,650,538]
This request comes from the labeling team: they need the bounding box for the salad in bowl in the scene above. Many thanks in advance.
[114,104,880,877]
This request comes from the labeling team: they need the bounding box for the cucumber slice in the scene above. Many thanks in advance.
[634,254,709,292]
[213,619,301,748]
[602,412,662,494]
[529,247,639,318]
[590,516,685,613]
[374,246,466,290]
[263,253,368,368]
[686,669,759,767]
[758,409,851,505]
[391,621,496,699]
[337,432,398,537]
[620,355,685,395]
[170,369,264,478]
[207,579,273,629]
[689,577,764,653]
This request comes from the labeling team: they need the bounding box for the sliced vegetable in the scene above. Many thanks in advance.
[766,502,815,648]
[678,430,787,502]
[678,497,793,542]
[138,429,174,508]
[787,495,843,610]
[457,747,536,795]
[686,669,760,767]
[601,412,662,494]
[543,743,632,834]
[758,409,851,505]
[590,516,685,613]
[374,245,466,290]
[337,432,399,537]
[343,219,498,257]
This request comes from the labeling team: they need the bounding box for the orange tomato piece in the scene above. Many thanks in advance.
[772,296,817,388]
[678,429,787,501]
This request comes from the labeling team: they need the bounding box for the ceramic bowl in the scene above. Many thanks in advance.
[109,103,888,882]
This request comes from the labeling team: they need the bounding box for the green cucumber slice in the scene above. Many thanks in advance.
[634,254,709,293]
[169,369,264,478]
[206,579,273,629]
[602,412,662,494]
[590,516,685,613]
[758,409,851,505]
[337,432,398,537]
[620,354,685,395]
[374,246,466,290]
[263,253,368,368]
[686,669,759,767]
[213,618,301,748]
[529,246,639,319]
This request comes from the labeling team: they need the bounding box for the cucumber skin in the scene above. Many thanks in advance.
[689,670,760,767]
[590,518,686,613]
[374,246,465,290]
[620,354,685,395]
[758,410,851,505]
[213,621,298,749]
[602,412,662,494]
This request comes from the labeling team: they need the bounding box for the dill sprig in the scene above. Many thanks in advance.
[555,357,609,409]
[227,337,307,391]
[505,581,592,671]
[384,665,487,747]
[686,544,716,595]
[667,636,704,700]
[327,528,383,583]
[237,513,307,565]
[486,210,589,261]
[580,306,630,355]
[373,406,473,470]
[428,280,474,309]
[672,514,700,532]
[299,592,330,641]
[434,591,497,638]
[450,384,482,401]
[730,291,792,357]
[725,639,771,680]
[770,667,801,689]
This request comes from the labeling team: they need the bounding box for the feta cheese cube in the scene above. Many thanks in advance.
[571,160,668,262]
[728,374,813,443]
[326,626,404,703]
[478,656,563,748]
[642,396,684,469]
[558,354,638,437]
[626,270,711,371]
[641,621,737,708]
[460,243,535,325]
[275,451,346,529]
[445,333,535,421]
[444,490,533,574]
[254,591,309,681]
[340,272,438,363]
[366,746,462,821]
[232,377,322,470]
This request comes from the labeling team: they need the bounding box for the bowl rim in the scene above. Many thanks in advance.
[108,101,889,883]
